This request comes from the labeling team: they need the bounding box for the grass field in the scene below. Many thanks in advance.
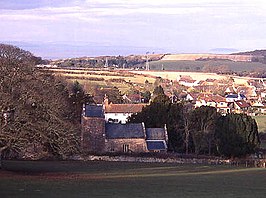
[150,60,266,72]
[49,68,156,94]
[130,70,226,81]
[1,161,265,198]
[253,115,266,133]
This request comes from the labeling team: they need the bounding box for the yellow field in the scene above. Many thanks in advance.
[46,68,251,89]
[130,70,225,81]
[45,68,157,93]
[49,69,156,84]
[130,70,250,85]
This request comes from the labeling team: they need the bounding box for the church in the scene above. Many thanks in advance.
[81,104,168,154]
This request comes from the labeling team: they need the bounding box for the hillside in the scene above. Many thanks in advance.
[232,49,266,56]
[149,60,266,73]
[162,54,253,62]
[51,54,164,68]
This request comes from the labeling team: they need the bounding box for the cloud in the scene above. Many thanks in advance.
[1,0,266,22]
[0,0,265,55]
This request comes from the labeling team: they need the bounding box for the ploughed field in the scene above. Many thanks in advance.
[0,160,265,198]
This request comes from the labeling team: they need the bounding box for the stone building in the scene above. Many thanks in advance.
[81,104,168,154]
[81,105,106,153]
[105,123,148,153]
[103,96,146,124]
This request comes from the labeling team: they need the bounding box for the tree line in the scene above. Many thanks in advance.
[128,89,260,158]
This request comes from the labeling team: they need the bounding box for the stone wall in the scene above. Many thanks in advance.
[81,117,105,153]
[105,138,148,153]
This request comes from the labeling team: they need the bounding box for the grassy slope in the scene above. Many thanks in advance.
[52,69,156,94]
[1,161,265,198]
[150,60,266,72]
[253,116,266,133]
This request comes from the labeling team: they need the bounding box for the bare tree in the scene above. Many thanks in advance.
[0,44,79,160]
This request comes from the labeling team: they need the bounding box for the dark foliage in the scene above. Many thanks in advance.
[215,113,260,158]
[0,44,80,159]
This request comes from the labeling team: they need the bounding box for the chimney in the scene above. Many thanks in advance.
[103,94,109,108]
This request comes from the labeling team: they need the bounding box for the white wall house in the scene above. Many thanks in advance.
[104,103,146,124]
[225,93,246,103]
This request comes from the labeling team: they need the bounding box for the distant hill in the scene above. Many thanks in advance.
[51,54,164,68]
[232,49,266,56]
[161,53,253,62]
[232,50,266,64]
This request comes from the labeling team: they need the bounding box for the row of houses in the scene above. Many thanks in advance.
[186,92,265,115]
[81,74,266,153]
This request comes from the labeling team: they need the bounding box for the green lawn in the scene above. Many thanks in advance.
[253,115,266,133]
[0,161,265,198]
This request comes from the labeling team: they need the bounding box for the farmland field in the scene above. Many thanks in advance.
[47,68,157,93]
[0,160,265,198]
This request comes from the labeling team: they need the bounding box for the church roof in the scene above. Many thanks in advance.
[146,128,166,140]
[105,123,145,139]
[84,105,104,118]
[146,140,167,151]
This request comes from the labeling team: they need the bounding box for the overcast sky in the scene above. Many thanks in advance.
[0,0,266,58]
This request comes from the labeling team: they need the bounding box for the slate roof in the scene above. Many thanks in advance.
[146,140,167,151]
[226,94,246,99]
[105,104,146,113]
[105,123,145,139]
[146,128,166,140]
[84,105,104,118]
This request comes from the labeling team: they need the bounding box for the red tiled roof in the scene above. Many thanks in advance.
[235,101,250,108]
[198,94,226,103]
[187,92,200,100]
[105,103,146,113]
[180,79,196,83]
[205,78,216,82]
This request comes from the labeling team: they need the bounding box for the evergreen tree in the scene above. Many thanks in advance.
[189,106,219,155]
[215,113,260,158]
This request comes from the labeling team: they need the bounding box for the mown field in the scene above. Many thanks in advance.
[47,68,156,93]
[150,60,266,72]
[0,161,265,198]
[253,115,266,133]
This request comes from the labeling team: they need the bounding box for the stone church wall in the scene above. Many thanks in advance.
[105,138,148,153]
[81,117,105,153]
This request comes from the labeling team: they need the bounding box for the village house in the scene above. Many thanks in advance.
[232,100,251,114]
[103,96,146,124]
[225,93,246,102]
[236,86,257,98]
[122,93,142,103]
[194,93,230,114]
[185,92,200,102]
[177,75,199,87]
[81,104,168,154]
[250,99,265,115]
[225,86,236,95]
[201,78,217,86]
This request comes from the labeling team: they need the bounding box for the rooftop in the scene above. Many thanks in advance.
[146,140,167,151]
[146,128,166,140]
[105,103,146,113]
[105,123,145,139]
[84,105,104,118]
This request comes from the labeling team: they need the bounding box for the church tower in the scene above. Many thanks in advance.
[81,104,106,153]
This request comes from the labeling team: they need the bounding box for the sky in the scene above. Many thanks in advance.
[0,0,266,59]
